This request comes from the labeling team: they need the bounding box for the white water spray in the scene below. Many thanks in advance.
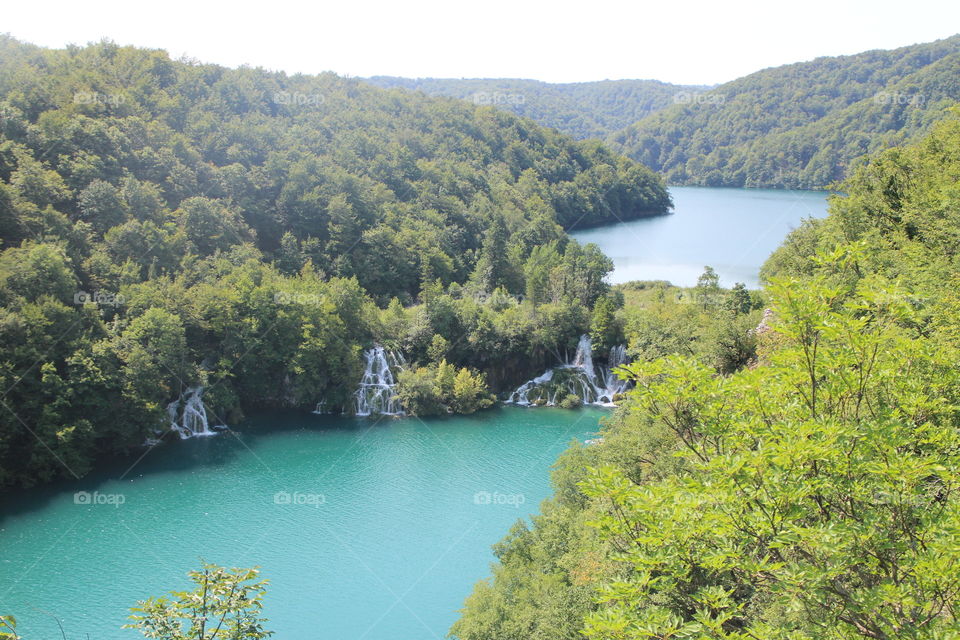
[354,346,405,416]
[507,335,630,406]
[166,387,221,439]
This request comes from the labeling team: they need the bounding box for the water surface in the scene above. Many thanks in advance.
[0,407,603,639]
[571,186,830,287]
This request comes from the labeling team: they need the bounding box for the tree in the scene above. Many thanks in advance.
[0,615,18,640]
[428,334,449,364]
[695,265,721,309]
[724,282,752,314]
[0,241,78,303]
[115,307,189,407]
[395,366,445,416]
[581,269,960,640]
[452,368,495,414]
[274,232,303,275]
[176,197,251,256]
[126,563,273,639]
[470,214,510,293]
[324,194,360,276]
[589,293,622,352]
[435,358,456,398]
[78,179,127,233]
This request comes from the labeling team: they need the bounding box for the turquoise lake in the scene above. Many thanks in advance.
[571,186,831,287]
[0,186,831,639]
[0,407,604,639]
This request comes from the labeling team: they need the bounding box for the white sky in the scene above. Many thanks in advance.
[4,0,960,85]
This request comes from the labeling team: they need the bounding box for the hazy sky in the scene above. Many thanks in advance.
[4,0,960,84]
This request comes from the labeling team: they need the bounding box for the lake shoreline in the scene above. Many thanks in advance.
[571,186,829,288]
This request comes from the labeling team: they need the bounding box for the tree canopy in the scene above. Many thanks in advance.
[610,35,960,188]
[452,113,960,640]
[0,35,670,490]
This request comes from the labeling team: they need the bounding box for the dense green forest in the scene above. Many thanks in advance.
[610,35,960,188]
[0,36,671,490]
[364,77,709,141]
[452,114,960,639]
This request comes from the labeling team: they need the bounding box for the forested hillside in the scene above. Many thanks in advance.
[610,35,960,188]
[364,77,709,141]
[0,36,670,489]
[453,114,960,639]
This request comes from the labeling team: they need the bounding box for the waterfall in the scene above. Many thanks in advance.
[354,346,405,416]
[167,387,222,439]
[507,369,555,405]
[572,334,596,381]
[507,335,631,407]
[596,344,630,404]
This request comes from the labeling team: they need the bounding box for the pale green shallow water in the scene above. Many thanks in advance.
[0,406,604,639]
[571,186,830,287]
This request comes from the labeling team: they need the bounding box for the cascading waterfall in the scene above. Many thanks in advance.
[572,334,595,381]
[507,335,630,406]
[353,346,405,416]
[166,386,222,439]
[507,369,555,406]
[598,344,630,403]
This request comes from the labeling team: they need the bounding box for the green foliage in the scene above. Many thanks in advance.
[581,271,960,639]
[724,282,752,315]
[619,280,762,372]
[451,499,607,640]
[0,36,660,489]
[455,112,960,640]
[395,360,494,416]
[612,35,960,188]
[365,77,710,141]
[0,241,77,303]
[589,292,623,352]
[126,563,272,639]
[0,616,17,640]
[451,367,496,414]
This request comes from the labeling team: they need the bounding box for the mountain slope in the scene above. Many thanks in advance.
[454,114,960,640]
[610,35,960,188]
[0,36,669,489]
[364,77,709,140]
